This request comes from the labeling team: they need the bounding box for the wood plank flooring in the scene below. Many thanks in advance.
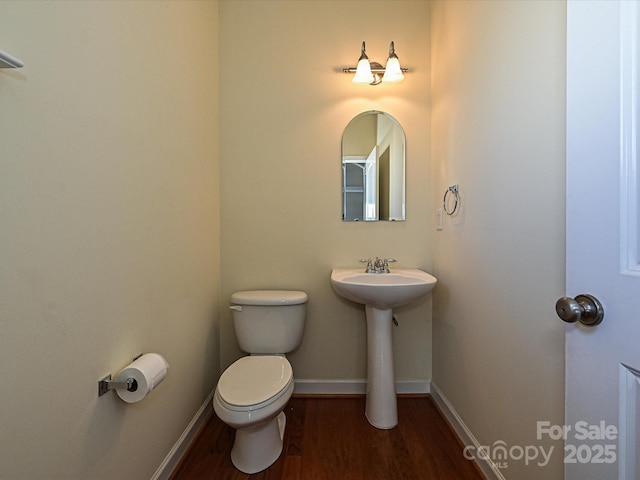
[170,395,485,480]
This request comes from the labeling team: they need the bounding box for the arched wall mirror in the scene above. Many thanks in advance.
[341,111,406,221]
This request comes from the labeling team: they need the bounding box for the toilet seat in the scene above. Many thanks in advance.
[217,356,293,411]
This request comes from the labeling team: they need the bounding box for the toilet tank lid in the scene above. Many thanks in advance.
[231,290,308,306]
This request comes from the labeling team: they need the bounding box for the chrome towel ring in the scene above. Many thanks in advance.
[443,184,460,216]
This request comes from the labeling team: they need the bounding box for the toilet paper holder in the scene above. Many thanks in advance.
[98,353,143,397]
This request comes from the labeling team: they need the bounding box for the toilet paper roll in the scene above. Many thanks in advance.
[114,353,169,403]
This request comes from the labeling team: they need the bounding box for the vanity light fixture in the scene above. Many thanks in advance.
[0,49,24,68]
[343,41,407,85]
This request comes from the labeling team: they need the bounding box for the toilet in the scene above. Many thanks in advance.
[213,290,307,474]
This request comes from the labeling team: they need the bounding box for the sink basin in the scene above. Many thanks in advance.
[331,268,437,310]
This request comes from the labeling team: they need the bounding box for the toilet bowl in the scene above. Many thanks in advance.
[213,290,307,474]
[213,355,294,473]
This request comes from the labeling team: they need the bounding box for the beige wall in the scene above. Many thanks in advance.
[431,1,566,479]
[0,1,220,479]
[219,0,432,383]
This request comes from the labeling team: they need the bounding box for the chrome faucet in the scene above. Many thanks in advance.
[359,257,397,273]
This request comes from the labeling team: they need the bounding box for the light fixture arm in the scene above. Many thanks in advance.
[342,64,406,74]
[388,41,398,60]
[358,41,369,62]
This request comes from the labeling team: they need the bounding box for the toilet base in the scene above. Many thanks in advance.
[231,411,286,474]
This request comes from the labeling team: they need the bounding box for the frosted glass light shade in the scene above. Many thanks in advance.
[353,58,374,85]
[382,56,404,83]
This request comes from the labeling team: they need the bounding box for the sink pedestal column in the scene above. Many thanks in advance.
[365,305,397,429]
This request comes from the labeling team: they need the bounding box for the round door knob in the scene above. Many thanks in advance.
[555,294,604,326]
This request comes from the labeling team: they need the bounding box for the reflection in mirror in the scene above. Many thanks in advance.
[342,111,406,221]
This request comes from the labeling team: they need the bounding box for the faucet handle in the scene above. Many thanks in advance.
[359,258,373,272]
[381,258,397,272]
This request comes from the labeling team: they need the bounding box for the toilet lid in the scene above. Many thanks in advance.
[218,356,293,407]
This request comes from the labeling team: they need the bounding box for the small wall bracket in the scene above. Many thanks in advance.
[0,49,24,68]
[97,353,143,397]
[98,375,137,397]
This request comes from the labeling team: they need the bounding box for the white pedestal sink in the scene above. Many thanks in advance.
[331,268,437,429]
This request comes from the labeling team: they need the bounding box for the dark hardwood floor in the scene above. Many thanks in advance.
[170,395,486,480]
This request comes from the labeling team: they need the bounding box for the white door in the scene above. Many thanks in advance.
[565,1,640,479]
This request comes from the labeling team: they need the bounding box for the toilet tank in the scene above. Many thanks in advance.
[230,290,308,354]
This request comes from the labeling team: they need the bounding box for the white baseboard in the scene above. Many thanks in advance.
[430,382,504,480]
[293,378,430,395]
[151,391,214,480]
